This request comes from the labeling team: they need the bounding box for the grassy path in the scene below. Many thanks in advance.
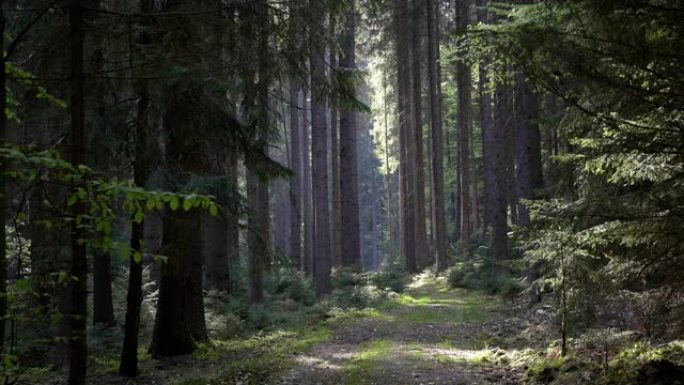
[276,274,524,385]
[82,274,537,385]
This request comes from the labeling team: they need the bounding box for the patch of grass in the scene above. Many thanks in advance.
[185,327,330,384]
[327,307,394,325]
[386,292,495,325]
[604,340,684,384]
[526,355,566,383]
[344,340,394,385]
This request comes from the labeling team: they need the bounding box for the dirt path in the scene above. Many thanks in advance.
[276,275,536,385]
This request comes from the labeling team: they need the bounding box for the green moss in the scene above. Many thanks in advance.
[605,340,684,384]
[525,356,565,383]
[91,355,120,375]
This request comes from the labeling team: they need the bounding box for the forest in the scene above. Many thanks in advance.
[1,0,683,384]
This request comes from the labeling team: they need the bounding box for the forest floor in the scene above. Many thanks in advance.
[274,274,546,385]
[30,273,562,385]
[92,273,555,385]
[22,273,684,385]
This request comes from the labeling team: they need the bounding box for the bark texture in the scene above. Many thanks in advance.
[310,0,331,295]
[339,4,361,269]
[394,0,418,273]
[411,0,429,270]
[68,1,88,383]
[427,0,448,272]
[456,0,472,256]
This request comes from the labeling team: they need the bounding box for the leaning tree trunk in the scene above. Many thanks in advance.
[339,3,361,269]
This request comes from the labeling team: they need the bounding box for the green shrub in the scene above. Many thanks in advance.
[286,277,316,305]
[332,268,366,289]
[447,263,478,289]
[206,310,243,340]
[263,269,316,305]
[331,284,383,309]
[498,276,527,303]
[371,270,406,293]
[246,304,273,330]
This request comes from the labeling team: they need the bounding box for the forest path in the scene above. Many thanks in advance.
[276,274,526,385]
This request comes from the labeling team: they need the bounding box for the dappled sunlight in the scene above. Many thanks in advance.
[294,355,344,371]
[407,270,449,291]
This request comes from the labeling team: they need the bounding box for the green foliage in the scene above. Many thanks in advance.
[263,269,316,306]
[605,341,684,384]
[4,62,66,121]
[0,144,218,262]
[370,269,406,293]
[446,259,523,298]
[329,269,404,310]
[525,355,566,384]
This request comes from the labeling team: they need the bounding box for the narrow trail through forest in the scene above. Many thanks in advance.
[276,275,535,385]
[87,274,552,385]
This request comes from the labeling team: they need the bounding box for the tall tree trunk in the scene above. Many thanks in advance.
[247,0,272,302]
[225,6,240,291]
[504,83,518,225]
[514,73,543,225]
[330,23,342,269]
[339,3,361,269]
[371,168,378,270]
[288,0,303,270]
[68,1,87,382]
[0,5,8,359]
[427,0,448,273]
[478,0,496,232]
[382,78,394,267]
[143,211,162,285]
[150,208,198,356]
[152,108,209,352]
[203,209,229,290]
[226,151,240,289]
[470,135,481,233]
[302,89,314,275]
[247,168,267,303]
[410,0,429,270]
[514,72,543,304]
[492,84,511,263]
[89,0,114,329]
[394,0,418,273]
[290,83,302,269]
[119,59,150,375]
[92,248,114,326]
[310,0,331,295]
[203,4,236,292]
[456,0,472,257]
